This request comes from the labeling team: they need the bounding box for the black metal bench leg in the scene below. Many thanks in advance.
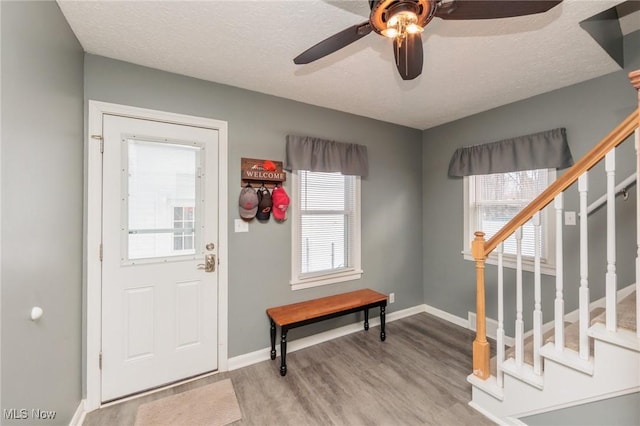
[380,305,386,341]
[270,319,276,360]
[280,328,288,376]
[364,308,369,331]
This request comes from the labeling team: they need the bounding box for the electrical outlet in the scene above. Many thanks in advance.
[389,292,395,304]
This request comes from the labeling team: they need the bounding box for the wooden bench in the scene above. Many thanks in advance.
[266,288,388,376]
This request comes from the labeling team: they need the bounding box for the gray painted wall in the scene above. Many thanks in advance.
[422,30,640,333]
[2,0,638,418]
[83,55,424,358]
[1,1,84,425]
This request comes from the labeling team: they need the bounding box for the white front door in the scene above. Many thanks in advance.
[101,114,219,402]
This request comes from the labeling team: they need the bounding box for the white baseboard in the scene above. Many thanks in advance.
[424,304,468,329]
[228,348,272,371]
[69,399,86,426]
[229,304,428,371]
[468,312,516,347]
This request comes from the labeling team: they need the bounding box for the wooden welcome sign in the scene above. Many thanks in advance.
[241,158,286,188]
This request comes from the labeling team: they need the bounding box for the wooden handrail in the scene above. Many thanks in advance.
[471,72,640,382]
[483,108,639,257]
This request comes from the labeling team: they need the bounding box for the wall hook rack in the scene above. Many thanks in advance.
[241,158,286,189]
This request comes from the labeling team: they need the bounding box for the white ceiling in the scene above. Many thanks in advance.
[57,0,639,130]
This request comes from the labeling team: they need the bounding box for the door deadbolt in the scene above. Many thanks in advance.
[206,243,215,251]
[197,254,216,272]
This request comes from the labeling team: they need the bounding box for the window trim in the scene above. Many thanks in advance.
[462,170,557,276]
[290,170,362,290]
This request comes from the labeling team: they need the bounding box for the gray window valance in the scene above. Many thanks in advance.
[285,135,369,177]
[448,128,573,177]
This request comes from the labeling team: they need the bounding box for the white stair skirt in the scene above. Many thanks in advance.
[470,284,639,422]
[470,337,640,420]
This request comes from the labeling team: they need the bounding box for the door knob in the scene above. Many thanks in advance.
[197,254,216,272]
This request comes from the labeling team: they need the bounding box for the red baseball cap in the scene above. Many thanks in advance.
[271,186,290,221]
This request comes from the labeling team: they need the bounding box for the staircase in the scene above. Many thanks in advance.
[467,70,640,423]
[470,290,638,422]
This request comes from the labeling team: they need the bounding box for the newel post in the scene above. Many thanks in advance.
[472,231,490,379]
[630,70,640,101]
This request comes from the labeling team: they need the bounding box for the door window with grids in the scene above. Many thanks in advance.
[173,206,195,252]
[464,168,556,274]
[291,170,362,290]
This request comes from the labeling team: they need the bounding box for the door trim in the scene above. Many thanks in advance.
[86,101,228,411]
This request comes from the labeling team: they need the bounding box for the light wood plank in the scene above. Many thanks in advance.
[83,312,496,426]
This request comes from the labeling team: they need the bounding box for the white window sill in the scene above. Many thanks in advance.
[290,269,363,291]
[462,251,556,276]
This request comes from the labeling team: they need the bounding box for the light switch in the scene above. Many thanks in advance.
[234,219,249,233]
[565,211,576,226]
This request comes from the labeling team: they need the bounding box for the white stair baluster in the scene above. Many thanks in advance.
[578,173,590,360]
[554,193,565,352]
[497,243,505,388]
[515,227,524,367]
[605,150,617,332]
[533,212,543,375]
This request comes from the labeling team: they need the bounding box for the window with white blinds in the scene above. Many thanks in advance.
[291,170,362,290]
[464,168,556,274]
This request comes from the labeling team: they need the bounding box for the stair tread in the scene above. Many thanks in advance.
[490,294,636,376]
[503,326,559,367]
[545,307,605,352]
[591,291,637,333]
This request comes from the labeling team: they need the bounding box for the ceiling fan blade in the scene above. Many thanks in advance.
[294,22,372,64]
[435,0,562,20]
[393,33,423,81]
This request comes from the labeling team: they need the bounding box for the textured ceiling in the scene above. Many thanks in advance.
[57,0,639,130]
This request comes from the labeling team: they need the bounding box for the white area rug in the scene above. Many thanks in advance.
[135,379,241,426]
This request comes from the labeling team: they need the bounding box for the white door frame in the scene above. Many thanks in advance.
[85,101,228,411]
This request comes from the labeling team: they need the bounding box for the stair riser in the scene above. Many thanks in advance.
[471,339,640,419]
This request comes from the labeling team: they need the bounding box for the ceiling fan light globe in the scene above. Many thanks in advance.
[392,10,418,24]
[382,27,399,38]
[406,23,424,34]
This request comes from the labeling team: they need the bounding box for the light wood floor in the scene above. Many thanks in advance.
[83,312,496,425]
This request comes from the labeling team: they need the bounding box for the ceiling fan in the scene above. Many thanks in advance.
[294,0,563,80]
